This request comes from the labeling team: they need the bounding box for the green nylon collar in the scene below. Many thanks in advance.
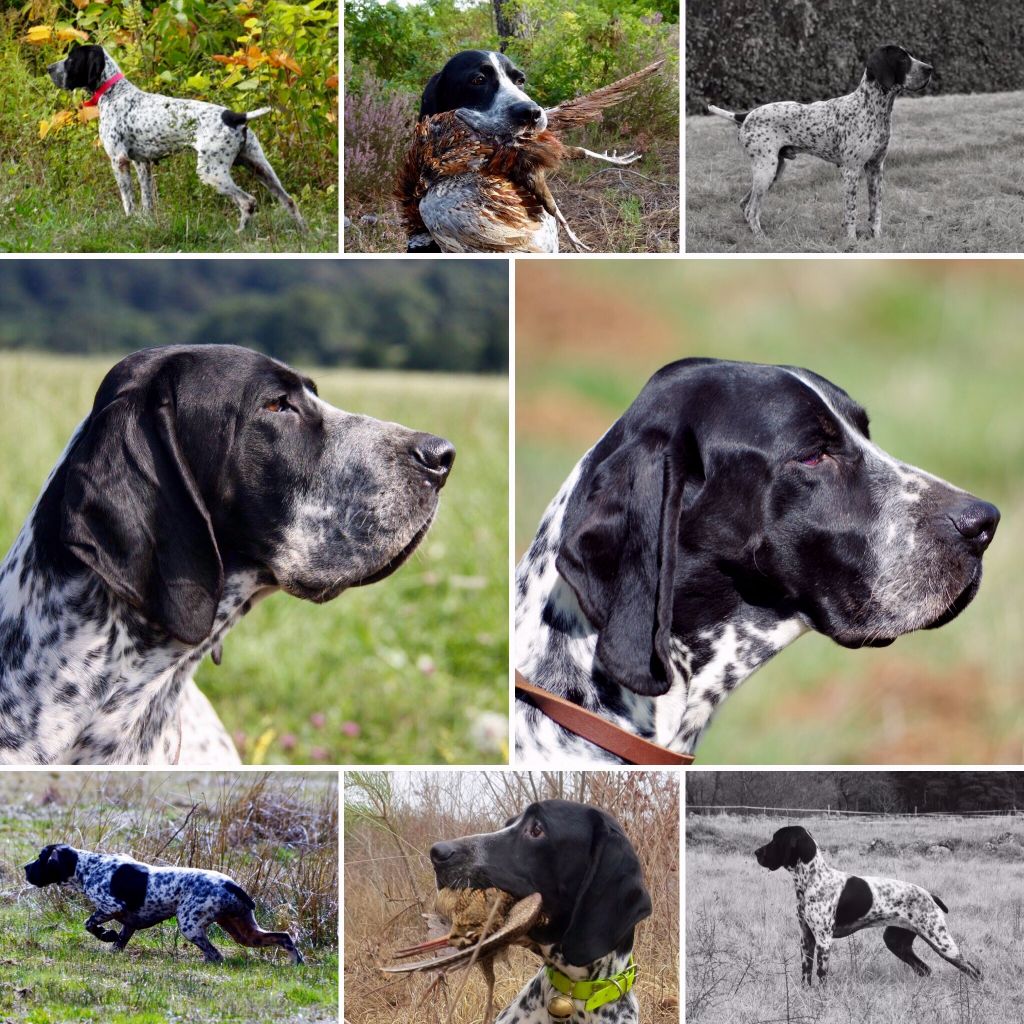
[545,957,637,1012]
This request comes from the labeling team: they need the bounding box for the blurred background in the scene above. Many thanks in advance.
[0,260,508,765]
[516,260,1024,764]
[344,770,679,1024]
[343,0,679,253]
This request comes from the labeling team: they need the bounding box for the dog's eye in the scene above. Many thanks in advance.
[471,74,486,86]
[527,821,544,839]
[798,451,828,467]
[264,396,292,413]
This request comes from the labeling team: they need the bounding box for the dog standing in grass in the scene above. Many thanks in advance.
[46,43,306,232]
[25,843,304,964]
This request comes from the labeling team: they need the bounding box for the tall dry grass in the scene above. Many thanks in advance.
[343,771,680,1024]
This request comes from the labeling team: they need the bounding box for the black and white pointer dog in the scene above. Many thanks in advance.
[0,345,454,765]
[25,843,302,964]
[515,358,999,763]
[755,826,981,983]
[47,44,305,231]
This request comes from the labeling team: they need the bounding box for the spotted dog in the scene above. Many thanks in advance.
[47,44,305,231]
[515,358,999,764]
[24,843,302,964]
[755,826,981,983]
[431,799,651,1023]
[0,345,454,765]
[708,44,933,239]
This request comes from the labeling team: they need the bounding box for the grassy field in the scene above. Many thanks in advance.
[686,91,1024,253]
[0,772,338,1024]
[515,260,1024,764]
[686,812,1024,1024]
[0,24,337,253]
[0,352,508,765]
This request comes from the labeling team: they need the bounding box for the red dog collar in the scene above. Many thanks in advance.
[83,72,124,107]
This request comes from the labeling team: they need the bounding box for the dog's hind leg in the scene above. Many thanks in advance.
[235,132,307,230]
[216,909,304,964]
[196,155,257,232]
[882,927,931,976]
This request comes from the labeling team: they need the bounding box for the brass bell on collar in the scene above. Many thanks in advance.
[547,995,575,1019]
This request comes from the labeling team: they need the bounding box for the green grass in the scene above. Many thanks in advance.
[0,25,337,253]
[686,91,1024,252]
[0,352,508,765]
[0,772,338,1024]
[515,260,1024,764]
[687,814,1024,1024]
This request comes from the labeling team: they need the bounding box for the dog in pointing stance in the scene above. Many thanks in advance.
[755,826,981,984]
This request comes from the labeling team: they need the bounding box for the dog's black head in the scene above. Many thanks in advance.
[34,344,453,646]
[865,44,932,92]
[754,826,817,871]
[553,358,998,696]
[47,43,108,92]
[429,799,652,967]
[24,844,79,887]
[420,49,546,137]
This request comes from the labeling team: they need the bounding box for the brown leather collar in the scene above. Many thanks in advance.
[515,671,694,766]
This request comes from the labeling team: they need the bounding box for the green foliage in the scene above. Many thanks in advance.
[687,0,1024,113]
[0,261,509,373]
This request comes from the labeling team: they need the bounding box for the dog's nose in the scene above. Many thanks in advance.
[430,841,457,864]
[509,101,543,126]
[410,433,455,488]
[951,500,999,552]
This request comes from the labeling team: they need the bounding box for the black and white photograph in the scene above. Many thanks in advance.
[686,771,1024,1024]
[685,0,1024,252]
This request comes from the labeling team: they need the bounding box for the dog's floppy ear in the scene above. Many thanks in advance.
[419,72,443,117]
[61,362,223,645]
[780,828,816,868]
[556,431,685,696]
[866,46,904,90]
[48,844,78,881]
[559,812,651,967]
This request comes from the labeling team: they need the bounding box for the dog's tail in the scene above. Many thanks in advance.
[224,880,257,910]
[706,103,748,125]
[221,107,272,129]
[931,892,949,914]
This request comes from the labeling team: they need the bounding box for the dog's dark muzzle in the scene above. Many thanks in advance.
[430,839,479,889]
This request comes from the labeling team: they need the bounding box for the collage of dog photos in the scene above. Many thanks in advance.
[1,0,1023,1022]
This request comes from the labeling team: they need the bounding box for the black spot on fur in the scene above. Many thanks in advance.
[835,875,872,927]
[110,863,149,909]
[221,110,248,129]
[224,880,255,909]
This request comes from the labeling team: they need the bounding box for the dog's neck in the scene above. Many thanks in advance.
[855,73,900,115]
[788,850,836,892]
[515,465,807,757]
[0,479,266,764]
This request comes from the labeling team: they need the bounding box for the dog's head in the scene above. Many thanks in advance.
[754,826,817,871]
[47,43,110,92]
[429,799,651,966]
[24,844,79,887]
[553,358,998,696]
[41,344,454,646]
[865,44,933,93]
[419,49,547,138]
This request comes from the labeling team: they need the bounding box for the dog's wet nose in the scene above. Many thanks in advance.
[509,101,543,126]
[410,433,455,488]
[430,841,457,864]
[952,500,999,552]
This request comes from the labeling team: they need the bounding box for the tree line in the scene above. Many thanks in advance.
[687,772,1024,814]
[0,261,508,373]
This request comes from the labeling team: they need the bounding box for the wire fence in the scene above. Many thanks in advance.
[687,804,1024,820]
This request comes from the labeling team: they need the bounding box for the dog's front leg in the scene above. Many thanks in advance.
[839,166,861,242]
[134,161,157,216]
[84,911,120,943]
[109,152,136,216]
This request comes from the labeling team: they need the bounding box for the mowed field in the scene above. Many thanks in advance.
[0,352,508,765]
[686,813,1024,1024]
[0,772,338,1024]
[515,260,1024,764]
[686,91,1024,253]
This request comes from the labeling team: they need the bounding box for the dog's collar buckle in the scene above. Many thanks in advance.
[84,72,124,107]
[546,957,638,1013]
